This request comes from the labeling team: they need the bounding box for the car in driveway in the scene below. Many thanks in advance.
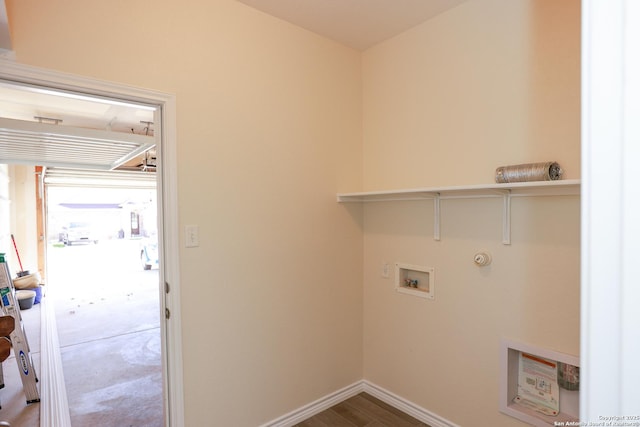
[140,237,159,270]
[59,222,97,245]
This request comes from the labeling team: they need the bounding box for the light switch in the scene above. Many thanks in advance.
[185,225,199,248]
[382,262,390,278]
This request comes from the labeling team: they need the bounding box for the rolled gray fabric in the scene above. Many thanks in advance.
[495,162,563,183]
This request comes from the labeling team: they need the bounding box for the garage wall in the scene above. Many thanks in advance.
[361,1,580,425]
[0,164,10,261]
[8,165,38,275]
[5,1,363,426]
[0,164,36,275]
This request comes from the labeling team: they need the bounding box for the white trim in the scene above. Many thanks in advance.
[155,73,185,427]
[259,381,364,427]
[261,380,459,427]
[362,381,460,427]
[581,0,640,419]
[620,0,640,410]
[0,60,184,426]
[39,292,71,427]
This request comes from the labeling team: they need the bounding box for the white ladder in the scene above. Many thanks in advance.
[0,254,40,405]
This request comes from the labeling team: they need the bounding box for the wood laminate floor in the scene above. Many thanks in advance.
[294,392,431,427]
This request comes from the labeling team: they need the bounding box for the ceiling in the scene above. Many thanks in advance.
[236,0,469,50]
[0,0,470,52]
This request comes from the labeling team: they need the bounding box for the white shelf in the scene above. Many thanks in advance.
[337,179,580,202]
[336,180,580,244]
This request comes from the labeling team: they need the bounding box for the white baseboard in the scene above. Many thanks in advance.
[362,381,461,427]
[40,292,72,427]
[259,381,364,427]
[261,380,459,427]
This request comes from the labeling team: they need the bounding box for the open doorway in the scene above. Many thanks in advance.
[46,181,162,426]
[0,62,182,426]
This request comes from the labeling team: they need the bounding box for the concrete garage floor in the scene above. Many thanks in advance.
[0,238,164,426]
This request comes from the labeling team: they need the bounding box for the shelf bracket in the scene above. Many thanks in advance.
[502,191,511,245]
[433,193,441,241]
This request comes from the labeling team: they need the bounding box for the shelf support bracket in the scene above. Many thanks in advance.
[502,191,511,245]
[433,193,441,241]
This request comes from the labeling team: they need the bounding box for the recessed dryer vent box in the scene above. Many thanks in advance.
[395,263,434,299]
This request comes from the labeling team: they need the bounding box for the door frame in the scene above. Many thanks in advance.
[581,0,640,417]
[0,59,184,426]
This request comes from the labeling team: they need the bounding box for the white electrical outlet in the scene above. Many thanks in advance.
[185,225,199,248]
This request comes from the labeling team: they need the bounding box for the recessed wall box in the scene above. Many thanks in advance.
[395,263,434,299]
[500,339,579,426]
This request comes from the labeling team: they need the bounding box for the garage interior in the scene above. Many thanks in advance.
[0,80,164,425]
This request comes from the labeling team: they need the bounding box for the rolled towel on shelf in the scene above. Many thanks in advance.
[495,161,563,183]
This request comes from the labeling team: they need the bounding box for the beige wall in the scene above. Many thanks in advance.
[6,1,363,425]
[363,0,580,189]
[5,0,581,425]
[361,1,580,426]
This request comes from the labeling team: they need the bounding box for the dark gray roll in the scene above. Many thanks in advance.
[495,162,563,183]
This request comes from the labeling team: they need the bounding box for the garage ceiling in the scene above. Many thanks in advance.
[0,80,157,172]
[0,116,154,170]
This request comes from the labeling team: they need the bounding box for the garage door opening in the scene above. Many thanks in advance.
[46,181,163,426]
